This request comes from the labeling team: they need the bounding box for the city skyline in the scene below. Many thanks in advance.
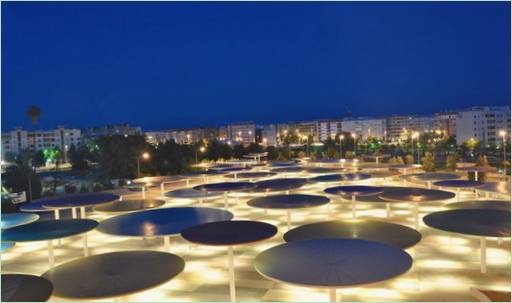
[2,2,510,130]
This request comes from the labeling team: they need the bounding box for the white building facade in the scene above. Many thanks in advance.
[341,118,387,140]
[317,119,342,141]
[455,106,511,146]
[227,122,256,146]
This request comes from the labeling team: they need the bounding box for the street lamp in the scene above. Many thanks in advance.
[137,152,150,177]
[500,130,507,174]
[196,146,206,164]
[412,132,419,164]
[351,133,357,155]
[302,135,309,156]
[339,134,345,159]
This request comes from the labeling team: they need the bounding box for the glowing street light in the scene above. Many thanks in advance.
[339,134,345,159]
[351,133,357,155]
[500,130,507,175]
[412,132,419,163]
[137,152,150,177]
[196,146,206,164]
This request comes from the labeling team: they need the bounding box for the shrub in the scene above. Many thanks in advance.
[405,154,414,165]
[445,154,459,171]
[421,152,436,172]
[79,186,89,193]
[345,151,354,159]
[93,183,103,192]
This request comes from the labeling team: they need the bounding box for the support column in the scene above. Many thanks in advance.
[228,246,236,302]
[71,208,77,219]
[329,289,336,302]
[48,240,55,268]
[80,207,86,218]
[351,195,356,219]
[286,210,292,230]
[83,233,89,256]
[480,237,487,274]
[386,203,391,218]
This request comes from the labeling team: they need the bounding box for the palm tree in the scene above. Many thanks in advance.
[27,105,41,125]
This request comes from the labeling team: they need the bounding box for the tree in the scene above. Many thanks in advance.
[247,143,263,154]
[27,105,42,125]
[265,146,279,160]
[445,153,460,171]
[32,150,46,167]
[69,144,89,171]
[421,152,436,172]
[96,135,151,178]
[405,154,414,165]
[232,144,246,159]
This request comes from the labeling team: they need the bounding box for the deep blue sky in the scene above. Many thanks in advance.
[2,2,510,131]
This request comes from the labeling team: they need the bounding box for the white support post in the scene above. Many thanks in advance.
[83,233,89,256]
[54,209,60,220]
[71,208,77,219]
[386,203,391,218]
[48,240,55,268]
[498,237,503,245]
[164,236,171,251]
[119,195,123,201]
[480,237,487,274]
[224,192,229,209]
[351,195,356,219]
[80,207,86,218]
[329,289,336,302]
[161,183,165,197]
[228,246,236,302]
[286,210,292,230]
[427,181,432,189]
[456,188,460,202]
[142,186,146,200]
[475,171,479,181]
[414,202,419,229]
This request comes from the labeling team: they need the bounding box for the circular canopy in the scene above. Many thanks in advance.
[399,173,423,181]
[39,193,120,209]
[252,178,308,192]
[42,251,184,299]
[388,164,421,169]
[308,174,344,183]
[302,167,344,174]
[379,187,455,202]
[193,182,256,192]
[339,173,372,181]
[165,189,223,199]
[324,185,383,197]
[368,171,401,179]
[423,209,510,238]
[2,274,53,302]
[414,172,461,182]
[182,170,225,177]
[224,172,277,179]
[269,162,297,167]
[20,201,53,213]
[477,182,511,195]
[1,213,39,229]
[97,207,233,237]
[270,166,304,173]
[247,194,330,209]
[131,176,183,184]
[283,220,421,249]
[1,242,15,252]
[213,166,252,172]
[254,239,412,288]
[433,180,484,188]
[457,166,497,173]
[182,220,277,246]
[356,186,406,204]
[445,200,510,211]
[2,219,98,242]
[94,199,165,213]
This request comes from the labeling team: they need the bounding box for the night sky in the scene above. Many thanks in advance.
[2,2,510,131]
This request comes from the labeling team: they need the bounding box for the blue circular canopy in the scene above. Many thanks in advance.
[423,209,510,237]
[1,274,53,302]
[193,182,256,192]
[308,174,344,183]
[43,251,184,299]
[38,193,119,209]
[20,201,53,213]
[339,173,372,181]
[445,200,510,211]
[379,187,455,202]
[225,172,277,179]
[303,167,344,174]
[2,219,98,242]
[213,166,252,172]
[269,162,297,167]
[182,220,277,246]
[252,178,308,192]
[247,194,330,209]
[324,185,383,197]
[254,238,412,288]
[1,213,39,229]
[182,170,225,177]
[356,186,406,204]
[165,189,223,199]
[414,172,461,181]
[94,199,165,213]
[283,220,421,249]
[97,207,233,237]
[270,166,304,173]
[433,180,484,188]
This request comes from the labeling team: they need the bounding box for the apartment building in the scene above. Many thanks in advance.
[385,115,435,140]
[81,124,142,142]
[341,118,386,140]
[455,106,511,145]
[227,122,256,145]
[434,111,459,137]
[317,119,342,141]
